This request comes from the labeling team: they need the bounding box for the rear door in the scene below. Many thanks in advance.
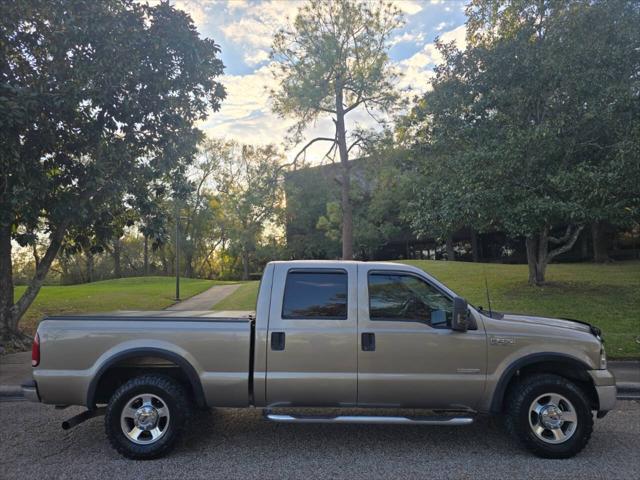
[265,263,358,407]
[357,265,486,409]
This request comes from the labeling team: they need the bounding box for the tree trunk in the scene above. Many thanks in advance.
[32,244,40,270]
[335,83,353,260]
[525,235,546,286]
[0,223,17,340]
[184,252,194,278]
[241,250,249,281]
[160,246,168,274]
[112,238,121,278]
[525,225,584,286]
[580,228,589,259]
[471,229,480,262]
[143,235,149,275]
[591,221,610,263]
[445,235,455,261]
[85,248,94,283]
[1,223,68,342]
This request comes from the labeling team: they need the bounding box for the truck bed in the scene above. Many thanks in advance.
[34,311,254,408]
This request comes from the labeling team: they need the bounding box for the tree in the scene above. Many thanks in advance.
[0,0,226,344]
[211,142,284,280]
[317,132,415,260]
[270,0,402,259]
[178,139,230,278]
[469,0,640,265]
[403,0,640,284]
[284,166,342,259]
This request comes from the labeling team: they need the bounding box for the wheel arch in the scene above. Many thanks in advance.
[86,347,206,409]
[490,353,597,414]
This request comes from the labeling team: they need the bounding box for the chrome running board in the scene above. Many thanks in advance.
[263,411,473,426]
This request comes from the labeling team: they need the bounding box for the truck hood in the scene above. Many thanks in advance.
[494,312,598,336]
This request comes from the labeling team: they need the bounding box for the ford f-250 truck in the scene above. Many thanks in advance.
[23,261,616,460]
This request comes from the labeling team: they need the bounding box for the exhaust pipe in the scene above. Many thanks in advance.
[62,407,106,430]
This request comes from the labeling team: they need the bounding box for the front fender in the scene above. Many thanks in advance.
[483,352,593,413]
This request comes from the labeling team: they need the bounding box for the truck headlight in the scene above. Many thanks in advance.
[599,344,607,370]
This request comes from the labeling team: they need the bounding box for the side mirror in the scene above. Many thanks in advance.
[452,297,468,332]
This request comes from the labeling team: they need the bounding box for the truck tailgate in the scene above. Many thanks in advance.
[34,311,252,408]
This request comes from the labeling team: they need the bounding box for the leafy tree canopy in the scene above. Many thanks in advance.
[270,0,403,259]
[0,0,226,341]
[401,0,640,284]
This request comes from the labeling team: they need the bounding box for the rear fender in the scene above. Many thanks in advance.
[86,347,205,408]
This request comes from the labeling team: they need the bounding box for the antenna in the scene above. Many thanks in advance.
[483,269,493,318]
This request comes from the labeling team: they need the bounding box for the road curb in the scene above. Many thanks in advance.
[616,382,640,397]
[0,385,24,400]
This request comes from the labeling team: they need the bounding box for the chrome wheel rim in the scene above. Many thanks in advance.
[120,393,170,445]
[528,393,578,444]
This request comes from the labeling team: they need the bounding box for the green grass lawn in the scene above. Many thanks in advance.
[212,261,640,359]
[212,281,260,310]
[402,260,640,358]
[15,276,234,334]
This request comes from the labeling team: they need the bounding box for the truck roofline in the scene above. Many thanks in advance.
[265,260,461,299]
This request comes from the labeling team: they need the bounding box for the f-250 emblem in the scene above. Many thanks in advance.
[490,336,516,346]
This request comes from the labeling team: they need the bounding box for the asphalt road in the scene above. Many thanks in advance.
[1,401,639,480]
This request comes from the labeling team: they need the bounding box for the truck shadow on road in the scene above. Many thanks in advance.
[2,401,639,479]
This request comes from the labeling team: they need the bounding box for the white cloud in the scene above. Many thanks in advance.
[397,25,467,94]
[390,31,425,46]
[222,17,274,50]
[225,0,249,12]
[220,0,302,66]
[200,64,293,151]
[177,1,208,26]
[147,0,210,27]
[440,24,467,48]
[435,21,450,31]
[394,1,424,15]
[244,49,270,66]
[220,0,429,66]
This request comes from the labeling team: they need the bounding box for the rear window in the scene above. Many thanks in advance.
[282,270,348,319]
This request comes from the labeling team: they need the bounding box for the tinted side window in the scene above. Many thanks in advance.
[368,273,452,328]
[282,271,348,319]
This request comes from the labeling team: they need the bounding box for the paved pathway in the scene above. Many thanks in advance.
[165,283,242,311]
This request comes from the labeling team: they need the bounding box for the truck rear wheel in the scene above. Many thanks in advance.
[104,374,190,459]
[505,373,593,458]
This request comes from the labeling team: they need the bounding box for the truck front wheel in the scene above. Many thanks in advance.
[104,374,190,459]
[505,373,594,458]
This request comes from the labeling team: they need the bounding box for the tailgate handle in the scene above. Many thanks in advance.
[361,332,376,351]
[271,332,286,351]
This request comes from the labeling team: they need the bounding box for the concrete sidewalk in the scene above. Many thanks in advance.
[1,348,637,399]
[165,283,242,310]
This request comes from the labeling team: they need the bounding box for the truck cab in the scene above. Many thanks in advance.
[255,261,485,410]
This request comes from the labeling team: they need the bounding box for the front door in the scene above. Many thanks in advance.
[266,263,358,407]
[357,266,486,409]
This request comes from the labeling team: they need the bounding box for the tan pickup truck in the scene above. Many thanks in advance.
[23,260,616,460]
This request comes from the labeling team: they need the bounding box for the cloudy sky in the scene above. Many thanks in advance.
[168,0,468,163]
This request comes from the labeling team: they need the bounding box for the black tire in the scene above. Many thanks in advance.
[505,373,594,459]
[105,375,190,460]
